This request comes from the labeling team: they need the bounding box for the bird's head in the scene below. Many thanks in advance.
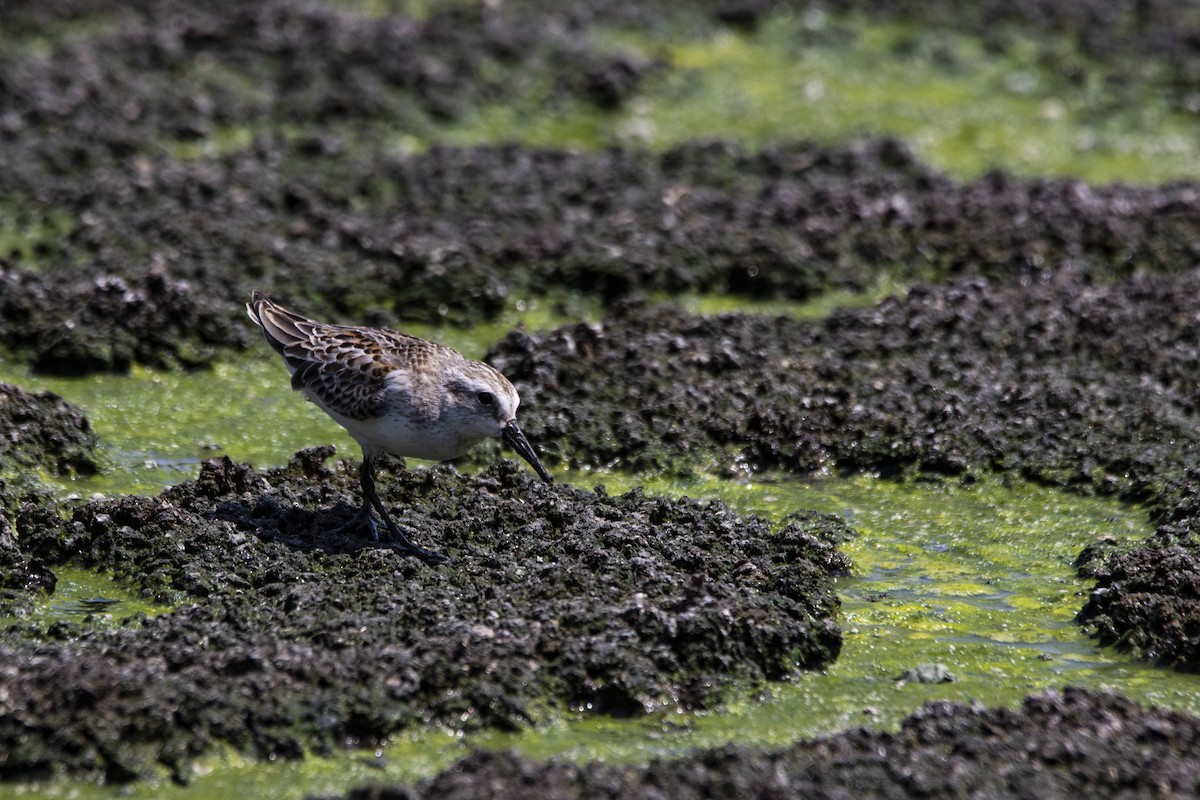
[445,362,552,483]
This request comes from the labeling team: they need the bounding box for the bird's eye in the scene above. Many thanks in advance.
[477,391,494,407]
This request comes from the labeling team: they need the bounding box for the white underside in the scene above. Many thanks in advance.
[316,398,485,462]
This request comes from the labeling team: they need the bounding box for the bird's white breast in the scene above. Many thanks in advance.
[306,377,484,462]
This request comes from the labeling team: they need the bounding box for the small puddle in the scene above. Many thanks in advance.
[1,565,174,629]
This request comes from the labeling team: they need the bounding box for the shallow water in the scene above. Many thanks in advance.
[0,566,174,629]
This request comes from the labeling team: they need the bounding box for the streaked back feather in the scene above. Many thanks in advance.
[246,292,450,420]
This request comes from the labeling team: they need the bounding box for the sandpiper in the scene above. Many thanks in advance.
[246,291,552,565]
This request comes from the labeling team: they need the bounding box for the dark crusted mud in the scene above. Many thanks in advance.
[490,270,1200,491]
[0,492,56,618]
[0,451,846,781]
[488,269,1200,670]
[0,382,99,477]
[1077,481,1200,672]
[0,383,97,615]
[318,688,1200,800]
[4,137,1200,374]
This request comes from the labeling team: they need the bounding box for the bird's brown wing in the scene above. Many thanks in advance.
[248,293,436,420]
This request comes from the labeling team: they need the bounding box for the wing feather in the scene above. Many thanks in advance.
[247,292,442,420]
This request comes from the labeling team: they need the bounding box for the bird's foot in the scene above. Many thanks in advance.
[391,539,451,566]
[343,508,450,566]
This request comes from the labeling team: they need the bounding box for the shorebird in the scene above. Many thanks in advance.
[246,291,552,564]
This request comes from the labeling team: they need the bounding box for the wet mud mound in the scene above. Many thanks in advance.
[0,265,246,374]
[1078,541,1200,672]
[0,378,90,614]
[0,452,847,781]
[5,136,1199,375]
[489,268,1200,671]
[0,489,56,617]
[491,268,1200,494]
[1076,469,1200,672]
[0,382,99,477]
[323,688,1200,800]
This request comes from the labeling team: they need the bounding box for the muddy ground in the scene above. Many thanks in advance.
[4,3,1200,372]
[483,269,1200,676]
[3,0,1200,796]
[317,688,1200,800]
[1,452,848,781]
[0,382,99,478]
[4,136,1199,373]
[0,382,98,613]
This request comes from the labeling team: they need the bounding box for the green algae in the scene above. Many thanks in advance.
[11,736,464,800]
[0,356,352,497]
[660,271,908,320]
[0,565,173,630]
[435,12,1200,184]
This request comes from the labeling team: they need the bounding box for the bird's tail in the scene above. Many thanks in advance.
[246,291,316,359]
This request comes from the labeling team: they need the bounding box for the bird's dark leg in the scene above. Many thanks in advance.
[359,454,449,565]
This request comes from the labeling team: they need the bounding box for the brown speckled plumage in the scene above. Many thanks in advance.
[248,295,443,420]
[246,291,552,565]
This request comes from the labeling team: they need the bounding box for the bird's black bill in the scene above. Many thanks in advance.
[503,420,552,483]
